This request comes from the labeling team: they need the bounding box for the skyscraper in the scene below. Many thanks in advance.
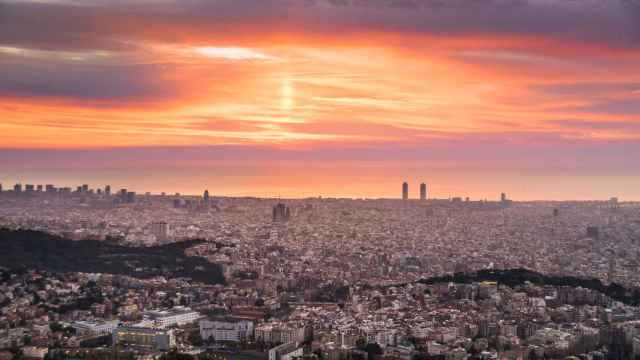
[420,183,427,201]
[501,193,507,202]
[272,203,291,222]
[126,192,136,203]
[105,185,111,195]
[203,190,210,203]
[402,182,409,201]
[151,221,169,242]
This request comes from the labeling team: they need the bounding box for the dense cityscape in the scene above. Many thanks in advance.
[1,182,639,360]
[4,0,639,358]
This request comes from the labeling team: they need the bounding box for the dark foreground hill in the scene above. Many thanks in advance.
[417,268,640,306]
[0,229,225,285]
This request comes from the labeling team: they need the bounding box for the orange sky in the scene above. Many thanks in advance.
[2,37,639,148]
[1,0,639,199]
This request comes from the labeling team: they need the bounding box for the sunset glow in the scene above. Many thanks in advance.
[1,0,640,199]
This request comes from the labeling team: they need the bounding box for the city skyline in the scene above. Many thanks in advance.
[3,2,640,359]
[1,0,640,200]
[0,171,630,201]
[0,180,507,201]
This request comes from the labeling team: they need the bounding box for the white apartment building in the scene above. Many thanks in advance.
[144,306,201,328]
[71,320,120,336]
[255,323,307,344]
[269,342,304,360]
[199,317,254,342]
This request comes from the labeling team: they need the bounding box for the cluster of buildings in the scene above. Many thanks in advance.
[0,181,639,359]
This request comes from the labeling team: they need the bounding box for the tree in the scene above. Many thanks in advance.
[188,331,204,346]
[365,343,383,358]
[412,352,429,360]
[11,348,24,360]
[159,350,195,360]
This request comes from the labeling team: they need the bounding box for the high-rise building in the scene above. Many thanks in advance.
[81,184,89,192]
[105,185,111,195]
[45,184,55,193]
[0,183,2,193]
[273,203,291,222]
[126,191,136,203]
[420,183,427,201]
[25,184,35,192]
[203,190,210,203]
[14,183,22,193]
[501,193,507,202]
[610,197,619,210]
[151,222,169,242]
[402,182,409,201]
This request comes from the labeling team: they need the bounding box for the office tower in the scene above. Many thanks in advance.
[402,182,409,201]
[151,221,169,242]
[501,193,507,202]
[96,189,102,195]
[272,203,291,222]
[25,184,35,192]
[126,192,136,203]
[82,184,89,193]
[203,190,210,203]
[610,197,619,211]
[14,184,22,193]
[420,183,427,201]
[45,184,55,193]
[36,185,43,192]
[105,185,111,195]
[76,186,82,193]
[0,183,2,193]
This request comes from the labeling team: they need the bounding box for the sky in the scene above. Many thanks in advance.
[1,0,640,199]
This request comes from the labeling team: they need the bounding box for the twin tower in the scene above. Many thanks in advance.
[402,182,428,201]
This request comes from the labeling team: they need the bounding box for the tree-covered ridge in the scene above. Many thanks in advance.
[0,229,225,285]
[417,268,640,306]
